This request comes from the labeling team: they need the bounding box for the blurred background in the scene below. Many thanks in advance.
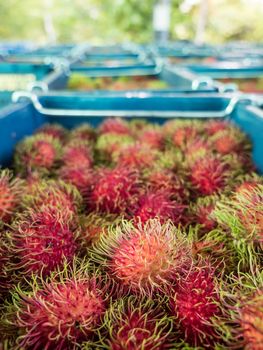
[1,0,263,45]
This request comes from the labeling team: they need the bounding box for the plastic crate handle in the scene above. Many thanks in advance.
[12,91,248,118]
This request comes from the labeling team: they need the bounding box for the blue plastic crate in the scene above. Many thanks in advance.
[41,65,218,93]
[1,92,262,173]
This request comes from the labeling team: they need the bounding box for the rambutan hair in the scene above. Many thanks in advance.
[69,123,97,142]
[62,139,93,168]
[99,296,173,350]
[138,127,164,150]
[14,134,62,175]
[35,123,67,142]
[7,206,78,277]
[0,169,24,223]
[22,179,83,223]
[88,166,141,215]
[99,117,131,136]
[190,195,219,233]
[168,260,226,348]
[131,190,186,225]
[89,218,192,295]
[4,259,109,350]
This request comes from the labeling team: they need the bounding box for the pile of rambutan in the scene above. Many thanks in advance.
[0,117,262,349]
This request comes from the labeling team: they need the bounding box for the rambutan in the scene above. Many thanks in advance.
[146,169,188,202]
[204,120,229,136]
[99,117,131,135]
[116,143,160,170]
[241,290,263,350]
[100,296,173,350]
[35,123,67,142]
[22,179,83,223]
[6,261,108,350]
[89,219,191,294]
[69,123,97,142]
[190,196,218,232]
[89,166,141,215]
[138,127,164,150]
[210,129,250,155]
[96,133,134,164]
[184,137,209,163]
[14,134,62,175]
[132,191,186,225]
[59,165,94,199]
[172,125,198,149]
[8,206,78,277]
[62,140,93,168]
[0,169,24,223]
[234,173,262,196]
[169,261,223,348]
[189,156,231,196]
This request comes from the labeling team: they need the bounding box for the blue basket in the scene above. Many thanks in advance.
[42,65,218,93]
[1,92,263,173]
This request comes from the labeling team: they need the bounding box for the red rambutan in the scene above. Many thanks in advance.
[101,296,173,350]
[189,156,231,196]
[99,117,131,135]
[204,120,229,136]
[89,166,141,215]
[14,134,62,175]
[69,123,97,142]
[169,262,223,348]
[171,125,198,148]
[59,165,94,198]
[62,140,93,168]
[190,196,218,232]
[8,262,108,350]
[116,143,160,170]
[132,191,186,225]
[240,290,263,350]
[35,123,67,142]
[89,219,191,294]
[138,128,164,150]
[0,169,24,223]
[8,206,78,277]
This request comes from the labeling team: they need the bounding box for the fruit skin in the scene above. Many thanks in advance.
[241,290,263,350]
[35,123,67,142]
[62,140,93,168]
[89,166,141,215]
[132,190,186,225]
[0,169,24,223]
[3,260,108,350]
[89,219,191,295]
[99,118,131,136]
[14,133,62,175]
[22,179,83,223]
[189,156,231,196]
[168,261,224,348]
[99,296,173,350]
[59,165,94,199]
[7,206,78,277]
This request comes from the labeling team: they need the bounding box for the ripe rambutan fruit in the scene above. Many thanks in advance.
[35,123,67,142]
[59,165,94,199]
[146,169,188,202]
[23,179,83,223]
[241,290,263,350]
[0,169,24,223]
[96,133,134,164]
[234,173,263,196]
[116,143,160,170]
[210,129,250,155]
[14,134,62,175]
[79,213,120,248]
[8,206,78,277]
[100,296,173,350]
[62,140,93,168]
[171,125,198,149]
[99,117,131,135]
[6,261,108,350]
[184,137,209,164]
[89,166,141,215]
[189,156,231,196]
[69,123,97,142]
[169,261,224,348]
[89,219,191,295]
[190,196,218,233]
[214,184,263,250]
[204,120,229,136]
[138,127,164,150]
[132,190,186,225]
